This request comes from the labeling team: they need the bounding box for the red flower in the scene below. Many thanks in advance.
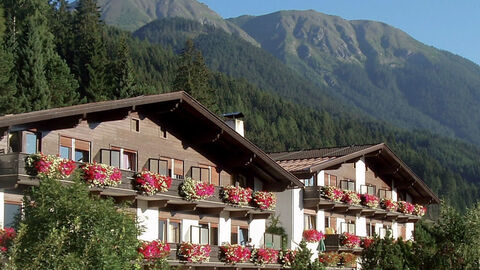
[139,240,170,260]
[253,248,279,265]
[361,237,374,249]
[253,191,277,210]
[360,194,379,208]
[222,186,253,206]
[134,171,172,195]
[0,227,16,253]
[303,229,325,243]
[340,233,361,248]
[179,242,211,263]
[221,244,251,264]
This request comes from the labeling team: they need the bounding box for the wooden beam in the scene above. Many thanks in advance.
[198,207,224,215]
[168,203,197,212]
[332,204,349,213]
[112,195,136,204]
[250,213,271,220]
[148,200,169,208]
[229,210,249,218]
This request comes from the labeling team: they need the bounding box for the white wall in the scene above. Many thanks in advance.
[406,222,414,240]
[137,200,159,241]
[337,217,345,233]
[181,219,199,243]
[355,158,366,192]
[392,222,398,239]
[356,216,367,237]
[392,179,398,201]
[249,218,266,248]
[317,170,325,186]
[218,211,231,245]
[275,188,303,249]
[375,223,384,238]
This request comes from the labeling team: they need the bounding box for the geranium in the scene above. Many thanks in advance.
[26,153,76,180]
[178,242,211,263]
[134,170,172,195]
[340,252,357,267]
[322,186,344,202]
[342,190,361,205]
[222,186,253,206]
[138,240,170,261]
[361,237,374,249]
[80,162,122,187]
[220,244,251,264]
[397,201,415,215]
[252,248,279,265]
[361,194,379,208]
[280,249,296,266]
[319,252,341,267]
[340,233,361,248]
[302,229,325,243]
[413,204,427,216]
[180,177,215,201]
[0,227,16,253]
[380,198,398,212]
[253,191,277,210]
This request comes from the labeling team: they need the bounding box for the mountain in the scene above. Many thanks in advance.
[230,10,480,145]
[96,0,258,45]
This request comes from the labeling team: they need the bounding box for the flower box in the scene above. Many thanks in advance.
[280,249,296,266]
[340,233,361,248]
[134,170,172,196]
[25,153,76,180]
[180,177,215,201]
[252,191,276,210]
[178,242,211,263]
[252,248,279,265]
[0,227,16,253]
[80,162,122,188]
[302,229,325,243]
[322,186,344,202]
[397,201,415,215]
[413,204,426,216]
[342,190,361,205]
[221,186,252,206]
[220,244,251,264]
[139,240,170,261]
[340,252,357,267]
[319,252,341,267]
[380,198,398,212]
[361,194,379,208]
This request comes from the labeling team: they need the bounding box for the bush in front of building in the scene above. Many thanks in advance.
[291,240,325,270]
[6,176,140,270]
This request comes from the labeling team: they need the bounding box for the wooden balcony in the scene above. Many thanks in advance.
[303,186,421,223]
[0,153,273,218]
[324,234,363,254]
[164,244,283,269]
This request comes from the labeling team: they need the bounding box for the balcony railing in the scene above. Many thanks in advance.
[303,186,421,223]
[324,234,363,254]
[0,153,273,218]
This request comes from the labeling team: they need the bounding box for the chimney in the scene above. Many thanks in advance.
[223,112,245,137]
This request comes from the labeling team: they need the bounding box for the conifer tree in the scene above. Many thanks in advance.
[73,0,109,102]
[0,5,17,115]
[111,36,137,99]
[173,39,218,113]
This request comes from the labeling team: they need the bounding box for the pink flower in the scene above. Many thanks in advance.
[139,240,170,260]
[341,233,361,248]
[253,191,277,210]
[303,229,325,243]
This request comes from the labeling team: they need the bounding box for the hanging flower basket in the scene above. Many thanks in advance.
[322,186,344,202]
[220,244,251,264]
[0,227,16,253]
[178,242,211,263]
[25,153,76,180]
[413,204,427,216]
[280,249,296,266]
[361,194,380,208]
[252,248,279,266]
[80,162,122,188]
[380,198,398,212]
[302,229,325,243]
[252,191,277,210]
[139,240,171,261]
[221,186,253,206]
[340,233,361,248]
[397,201,415,215]
[342,190,361,205]
[134,170,172,196]
[180,177,215,201]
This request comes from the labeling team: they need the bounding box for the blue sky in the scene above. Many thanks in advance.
[199,0,480,65]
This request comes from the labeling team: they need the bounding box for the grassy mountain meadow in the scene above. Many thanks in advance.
[2,0,480,210]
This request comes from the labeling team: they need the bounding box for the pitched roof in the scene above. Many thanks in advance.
[270,144,440,204]
[0,91,303,189]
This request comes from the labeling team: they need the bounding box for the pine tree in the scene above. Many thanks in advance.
[73,0,109,102]
[111,36,137,99]
[173,39,218,113]
[14,0,78,112]
[0,5,17,115]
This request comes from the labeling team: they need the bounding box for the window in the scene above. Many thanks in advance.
[239,228,249,246]
[101,148,137,171]
[360,184,376,195]
[325,216,331,228]
[340,179,355,191]
[25,132,40,154]
[264,233,281,249]
[366,222,376,237]
[158,220,167,241]
[173,159,184,179]
[231,226,238,244]
[191,166,210,182]
[149,158,169,176]
[304,214,316,230]
[3,202,21,228]
[341,221,356,234]
[378,189,392,199]
[190,224,209,244]
[123,150,136,171]
[8,132,21,152]
[211,167,220,186]
[324,173,337,187]
[60,136,90,162]
[168,221,181,243]
[210,224,218,245]
[301,175,315,187]
[131,118,140,132]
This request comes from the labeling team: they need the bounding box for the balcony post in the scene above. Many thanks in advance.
[137,200,159,241]
[218,211,231,245]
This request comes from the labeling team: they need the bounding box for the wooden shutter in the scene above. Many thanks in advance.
[211,167,219,186]
[60,136,72,147]
[174,159,184,176]
[75,139,90,151]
